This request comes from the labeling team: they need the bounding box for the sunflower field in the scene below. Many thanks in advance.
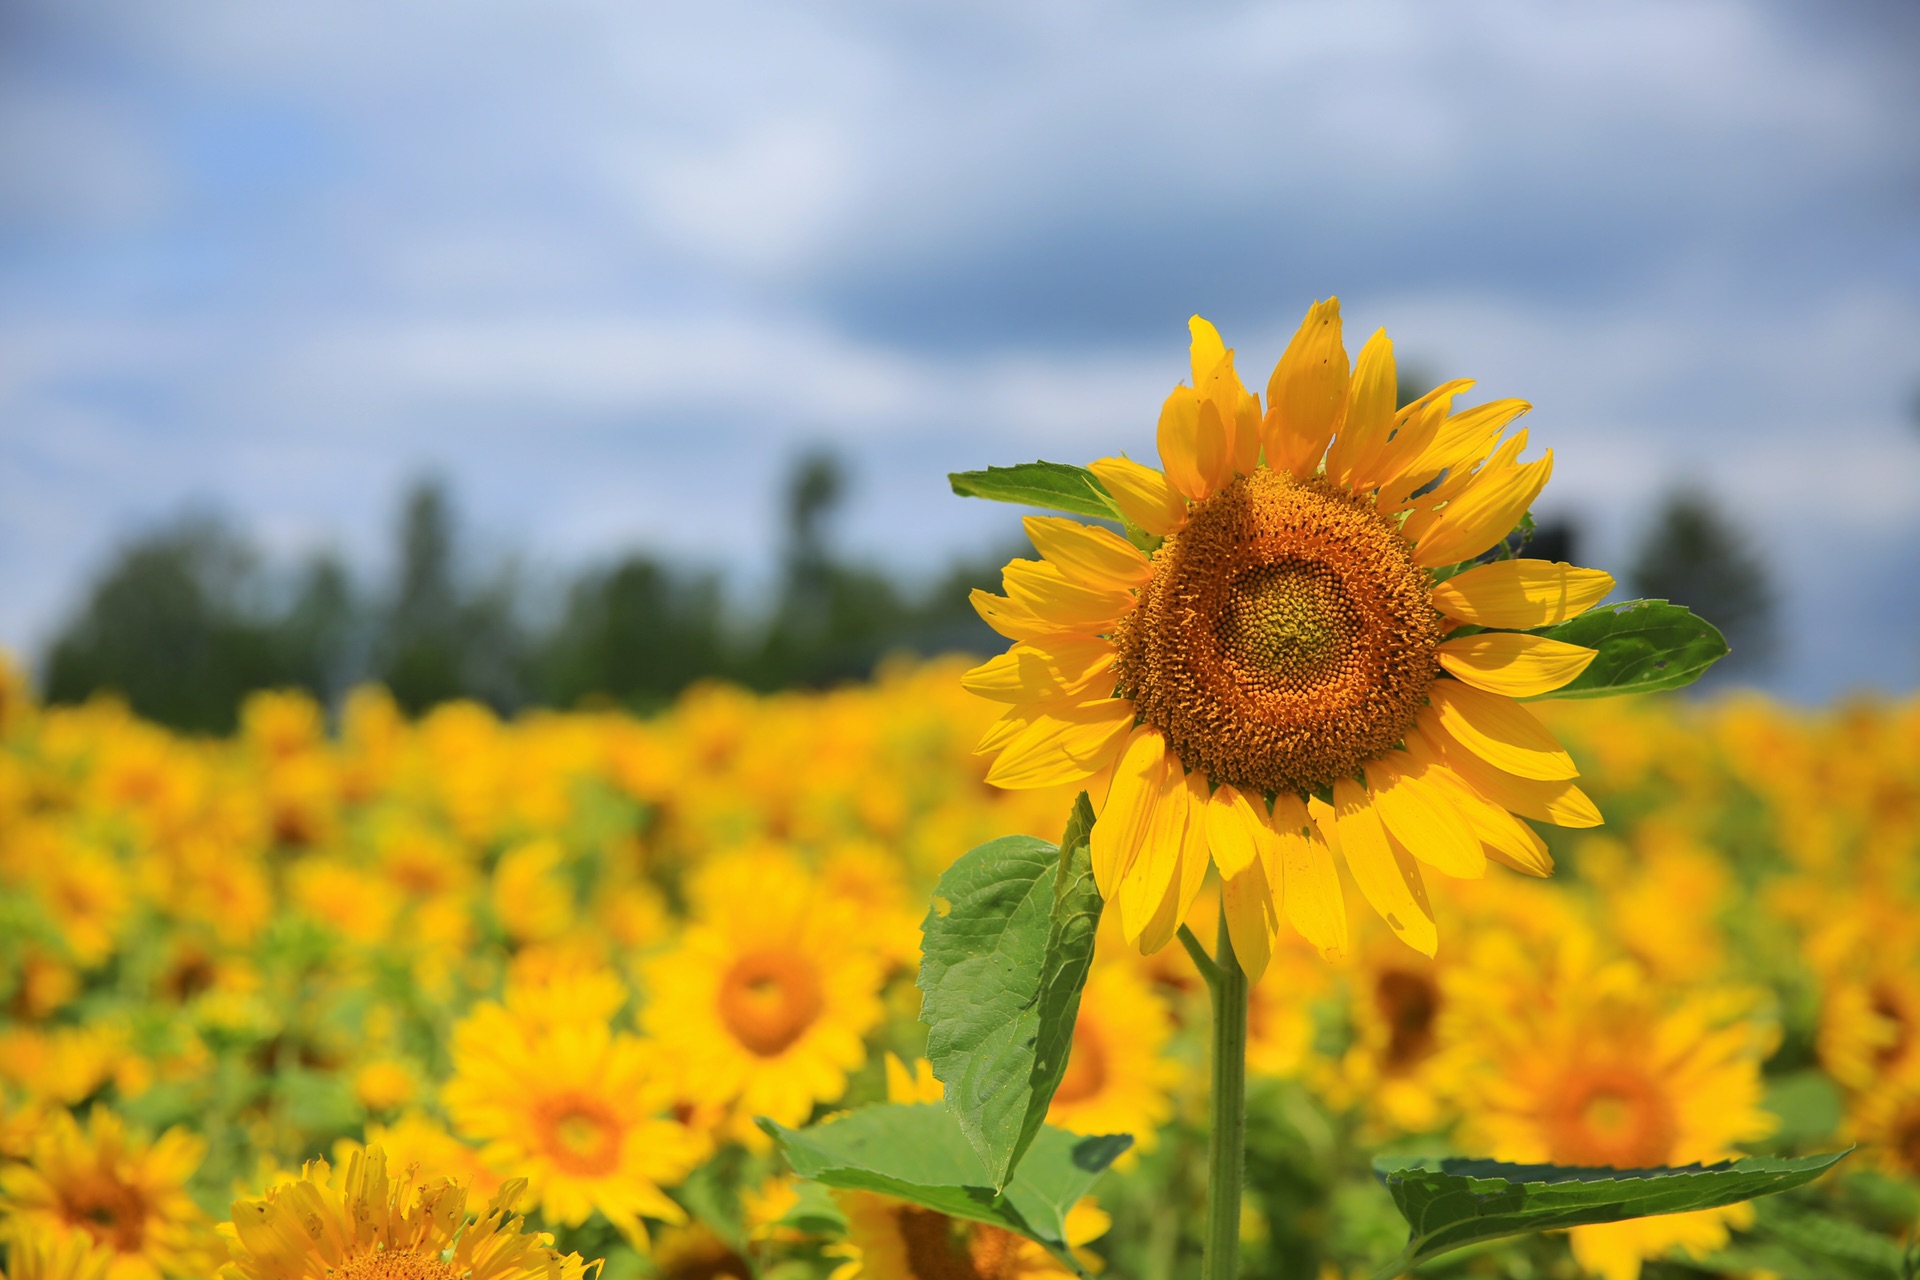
[1,645,1917,1279]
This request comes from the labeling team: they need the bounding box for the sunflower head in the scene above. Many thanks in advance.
[966,302,1616,964]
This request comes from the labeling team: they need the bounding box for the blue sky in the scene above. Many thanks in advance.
[2,0,1917,697]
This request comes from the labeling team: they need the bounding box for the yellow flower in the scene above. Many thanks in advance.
[966,303,1610,960]
[643,850,884,1138]
[1449,931,1776,1280]
[1043,964,1180,1152]
[219,1145,597,1280]
[352,1059,418,1113]
[647,1225,753,1280]
[830,1193,1108,1280]
[443,1003,701,1246]
[882,1054,945,1105]
[0,1107,218,1280]
[0,1223,117,1280]
[353,1112,503,1202]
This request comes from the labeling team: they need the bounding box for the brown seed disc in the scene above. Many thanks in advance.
[1113,469,1439,796]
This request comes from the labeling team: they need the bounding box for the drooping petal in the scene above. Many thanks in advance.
[1023,516,1153,591]
[1120,764,1193,947]
[1399,729,1558,874]
[1325,778,1438,956]
[984,699,1135,789]
[1222,858,1277,983]
[1366,378,1473,494]
[1273,793,1345,960]
[1090,726,1166,897]
[1424,682,1578,782]
[1365,755,1486,879]
[1088,456,1187,536]
[1412,448,1555,568]
[1437,632,1598,697]
[1429,559,1615,629]
[1203,783,1268,878]
[960,637,1118,703]
[1263,298,1348,476]
[1413,719,1602,827]
[1144,770,1213,955]
[1324,327,1396,489]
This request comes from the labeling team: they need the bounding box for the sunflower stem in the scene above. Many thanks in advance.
[1202,900,1249,1280]
[1177,923,1223,988]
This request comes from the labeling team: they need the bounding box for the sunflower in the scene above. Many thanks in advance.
[966,302,1611,960]
[0,1107,218,1280]
[442,1002,702,1245]
[1043,964,1180,1151]
[1449,931,1776,1280]
[0,1224,117,1280]
[828,1194,1109,1280]
[642,850,884,1139]
[219,1144,597,1280]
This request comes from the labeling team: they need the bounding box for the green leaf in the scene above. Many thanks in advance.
[948,463,1122,522]
[759,1103,1130,1276]
[1369,1151,1849,1278]
[917,795,1104,1189]
[1523,599,1729,700]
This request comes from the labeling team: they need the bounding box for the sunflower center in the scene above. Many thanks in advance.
[1052,1021,1109,1106]
[718,949,823,1057]
[1544,1064,1679,1168]
[894,1208,1024,1280]
[65,1180,147,1253]
[533,1093,623,1176]
[1114,471,1439,796]
[336,1252,460,1280]
[1871,984,1914,1068]
[1374,967,1440,1071]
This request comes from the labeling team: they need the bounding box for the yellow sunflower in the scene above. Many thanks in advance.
[642,851,884,1139]
[1,1224,117,1280]
[829,1194,1108,1280]
[442,1002,702,1245]
[0,1107,218,1280]
[966,301,1610,960]
[219,1144,597,1280]
[1043,964,1181,1151]
[1449,931,1776,1280]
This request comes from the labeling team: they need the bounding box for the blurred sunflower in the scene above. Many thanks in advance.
[1043,964,1180,1151]
[219,1145,596,1280]
[828,1195,1108,1280]
[967,302,1611,959]
[443,1003,701,1245]
[1450,933,1776,1280]
[643,851,884,1138]
[0,1107,217,1280]
[0,1224,117,1280]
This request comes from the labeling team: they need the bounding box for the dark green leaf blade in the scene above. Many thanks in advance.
[1523,599,1729,700]
[759,1103,1130,1275]
[1371,1151,1849,1278]
[917,797,1105,1189]
[949,463,1122,522]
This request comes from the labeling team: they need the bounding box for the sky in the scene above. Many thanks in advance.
[2,0,1917,699]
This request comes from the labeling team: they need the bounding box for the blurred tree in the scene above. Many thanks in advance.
[1628,488,1775,674]
[536,556,727,709]
[42,518,296,732]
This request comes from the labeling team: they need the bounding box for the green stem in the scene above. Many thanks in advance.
[1177,923,1223,987]
[1203,900,1249,1280]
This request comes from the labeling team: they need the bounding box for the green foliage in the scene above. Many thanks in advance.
[917,796,1103,1190]
[1523,599,1730,699]
[1369,1151,1848,1278]
[760,1102,1130,1276]
[948,462,1122,522]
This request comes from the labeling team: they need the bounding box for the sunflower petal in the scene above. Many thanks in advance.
[1325,327,1396,489]
[1414,719,1602,827]
[1413,448,1554,568]
[1158,385,1229,501]
[1425,681,1578,781]
[1120,765,1193,947]
[1276,794,1345,959]
[1325,778,1437,956]
[1001,559,1135,629]
[1023,516,1153,591]
[1429,558,1615,629]
[960,638,1117,703]
[1190,315,1227,388]
[1367,378,1473,494]
[1263,298,1348,477]
[1091,726,1166,896]
[1401,728,1559,874]
[1222,859,1277,984]
[983,700,1134,790]
[1365,755,1486,879]
[1197,347,1263,476]
[1437,632,1598,697]
[1088,457,1186,536]
[1203,783,1267,878]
